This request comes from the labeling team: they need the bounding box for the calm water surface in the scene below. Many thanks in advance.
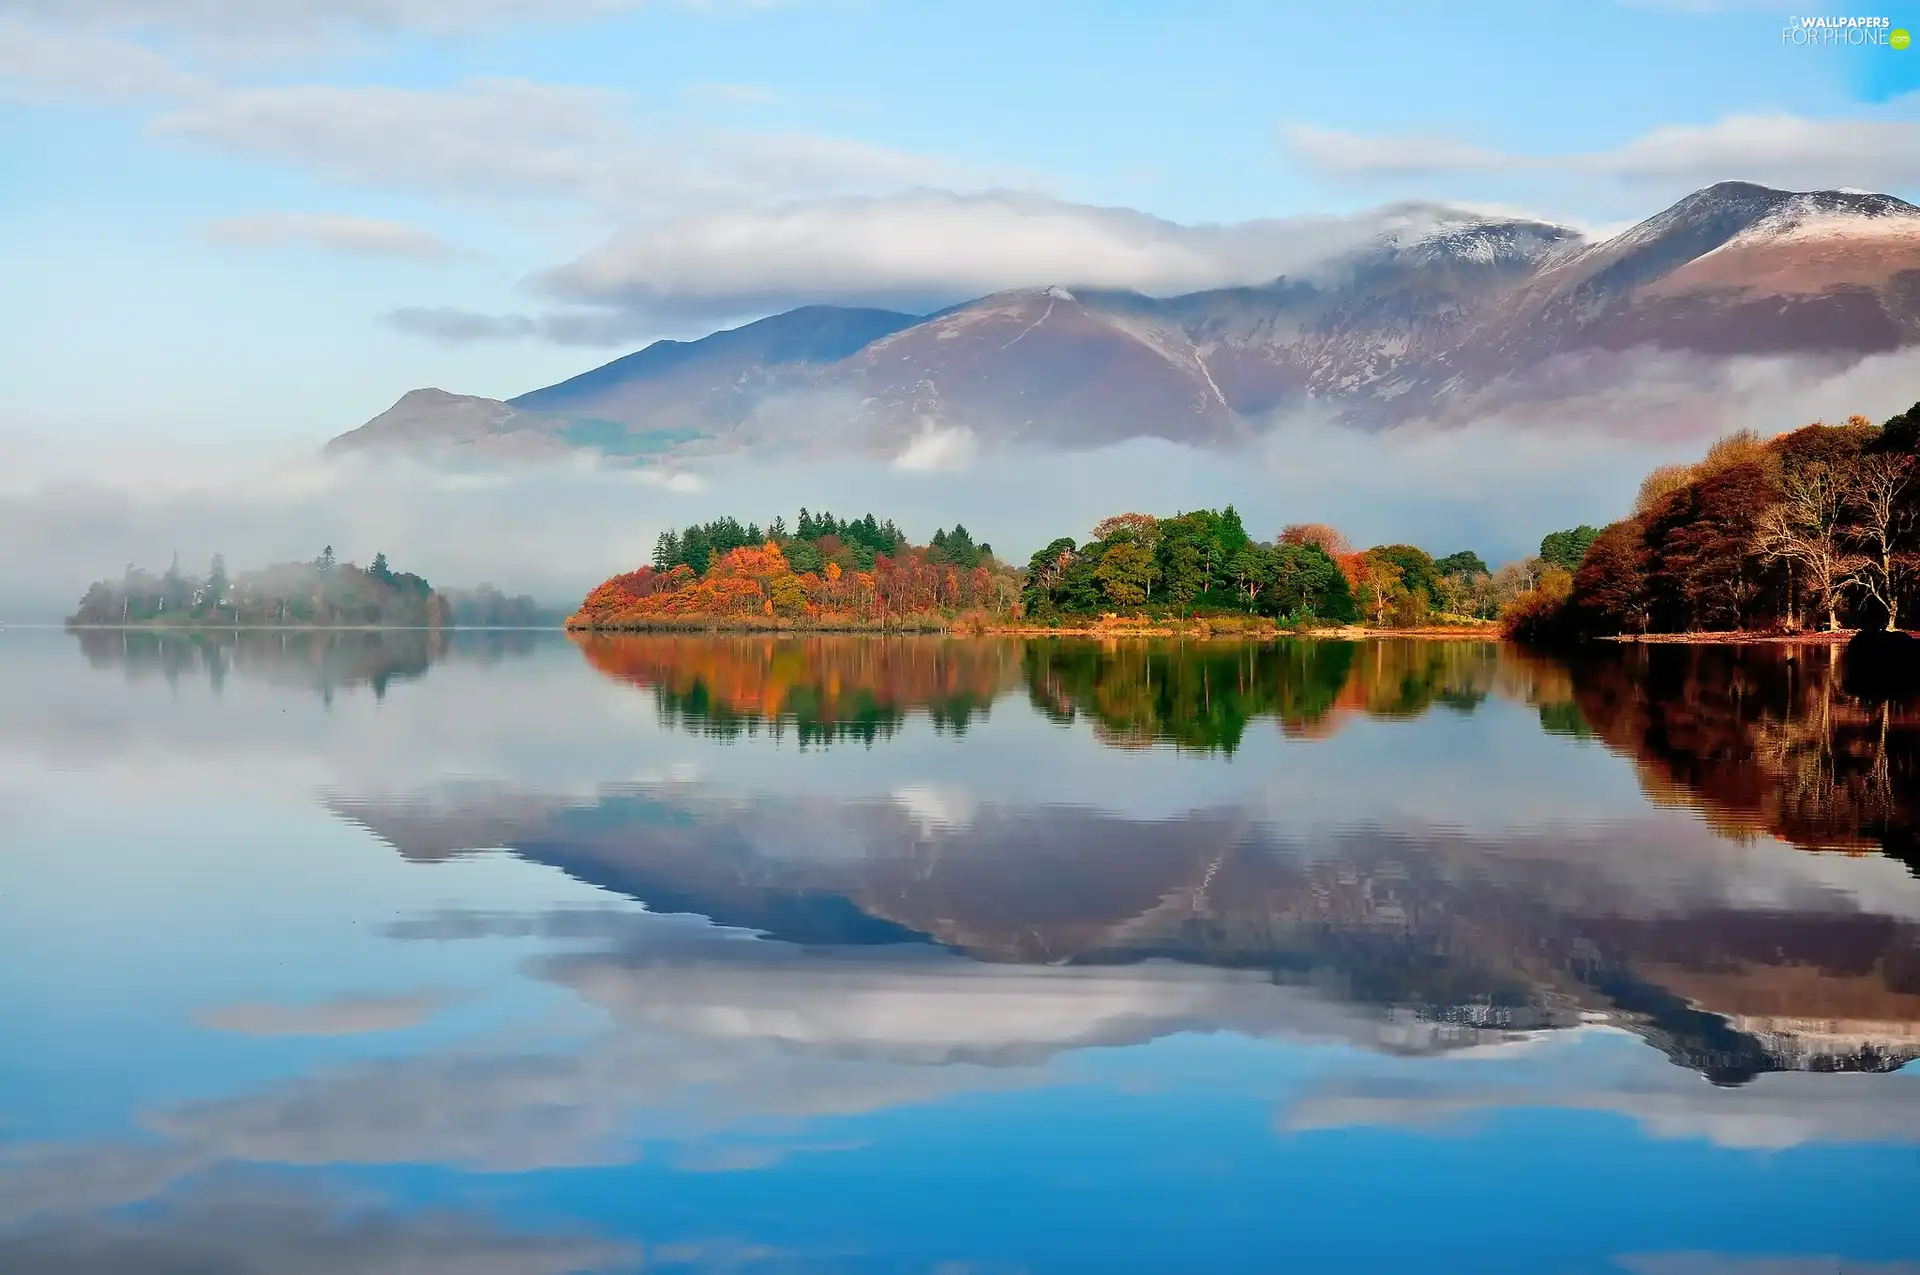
[2,629,1917,1273]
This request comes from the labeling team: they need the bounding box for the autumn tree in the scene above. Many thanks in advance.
[1280,523,1352,557]
[1569,522,1651,635]
[1348,555,1403,626]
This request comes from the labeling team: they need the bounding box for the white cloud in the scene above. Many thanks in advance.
[1284,113,1920,195]
[540,189,1500,318]
[1282,1031,1920,1150]
[0,19,205,101]
[152,79,964,215]
[0,0,770,45]
[204,212,453,259]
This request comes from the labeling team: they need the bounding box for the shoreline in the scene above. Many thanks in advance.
[565,618,1505,640]
[1603,630,1864,645]
[59,623,564,633]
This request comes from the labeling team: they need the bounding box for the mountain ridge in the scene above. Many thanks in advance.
[330,182,1920,461]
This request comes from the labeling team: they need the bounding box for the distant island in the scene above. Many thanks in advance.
[68,547,558,629]
[567,506,1594,636]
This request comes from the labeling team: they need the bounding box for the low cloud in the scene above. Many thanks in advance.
[538,189,1510,320]
[1284,113,1920,196]
[891,422,978,473]
[197,992,447,1036]
[6,347,1918,621]
[205,212,452,259]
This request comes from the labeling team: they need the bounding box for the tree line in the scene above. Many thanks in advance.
[578,504,1600,631]
[1505,402,1920,641]
[577,510,1020,627]
[1020,506,1590,629]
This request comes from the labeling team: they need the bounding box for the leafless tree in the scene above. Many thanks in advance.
[1751,460,1864,630]
[1843,452,1918,630]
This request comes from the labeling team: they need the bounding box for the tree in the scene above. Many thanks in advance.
[1094,540,1155,608]
[1434,550,1488,578]
[1369,545,1439,608]
[1752,460,1858,630]
[205,554,229,608]
[1228,547,1270,608]
[1349,556,1404,626]
[1570,522,1651,635]
[317,544,335,573]
[1091,513,1158,547]
[1159,533,1205,607]
[1539,526,1600,572]
[369,551,391,582]
[1280,523,1351,557]
[1022,538,1078,614]
[1633,465,1693,517]
[1843,452,1918,629]
[1875,400,1920,456]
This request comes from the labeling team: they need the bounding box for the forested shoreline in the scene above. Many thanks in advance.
[1505,401,1920,643]
[568,504,1599,633]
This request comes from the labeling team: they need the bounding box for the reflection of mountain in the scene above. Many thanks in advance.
[1570,644,1920,872]
[334,775,1920,1085]
[324,636,1920,1084]
[71,627,545,701]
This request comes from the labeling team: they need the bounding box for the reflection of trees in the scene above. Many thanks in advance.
[1022,638,1503,753]
[1569,644,1920,869]
[573,636,1546,754]
[573,635,1023,745]
[71,627,542,702]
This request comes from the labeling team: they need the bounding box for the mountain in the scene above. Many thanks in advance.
[330,183,1920,461]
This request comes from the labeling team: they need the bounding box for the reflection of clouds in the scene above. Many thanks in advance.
[1281,1029,1920,1150]
[538,922,1537,1065]
[0,910,1536,1228]
[890,782,977,834]
[197,992,447,1037]
[0,1178,637,1275]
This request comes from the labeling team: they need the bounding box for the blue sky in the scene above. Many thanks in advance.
[4,0,1920,449]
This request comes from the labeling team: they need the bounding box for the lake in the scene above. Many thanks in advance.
[2,628,1916,1274]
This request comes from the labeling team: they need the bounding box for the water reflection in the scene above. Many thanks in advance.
[574,634,1021,744]
[5,629,1917,1273]
[1571,644,1920,871]
[72,626,543,701]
